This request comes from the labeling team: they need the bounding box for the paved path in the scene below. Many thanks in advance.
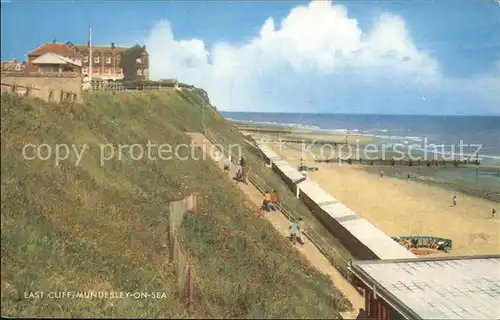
[186,132,364,316]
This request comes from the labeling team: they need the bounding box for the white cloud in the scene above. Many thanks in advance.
[144,0,498,114]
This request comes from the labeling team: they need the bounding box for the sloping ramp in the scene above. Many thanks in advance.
[186,132,364,314]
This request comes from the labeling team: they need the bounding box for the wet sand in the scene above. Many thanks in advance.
[243,131,374,145]
[270,145,500,257]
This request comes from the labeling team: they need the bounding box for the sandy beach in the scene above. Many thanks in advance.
[247,132,374,145]
[268,143,500,257]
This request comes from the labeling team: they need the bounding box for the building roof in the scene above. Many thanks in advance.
[321,202,357,220]
[258,144,281,162]
[31,53,82,67]
[28,42,77,57]
[74,44,129,54]
[297,180,338,206]
[351,255,500,319]
[273,160,305,183]
[341,218,416,260]
[28,42,147,58]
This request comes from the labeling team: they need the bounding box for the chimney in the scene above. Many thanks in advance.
[53,39,56,44]
[142,45,146,50]
[111,42,115,49]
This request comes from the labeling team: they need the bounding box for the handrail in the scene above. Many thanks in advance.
[1,83,41,90]
[204,129,352,278]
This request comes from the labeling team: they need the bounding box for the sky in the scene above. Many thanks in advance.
[2,0,500,115]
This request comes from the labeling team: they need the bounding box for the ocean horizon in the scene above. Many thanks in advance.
[221,112,500,164]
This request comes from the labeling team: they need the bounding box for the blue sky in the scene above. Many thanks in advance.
[2,0,500,115]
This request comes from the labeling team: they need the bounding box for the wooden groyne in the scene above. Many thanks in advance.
[315,158,478,167]
[236,126,293,134]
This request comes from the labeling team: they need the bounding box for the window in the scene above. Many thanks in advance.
[83,55,88,63]
[116,55,121,63]
[15,64,21,71]
[106,68,111,75]
[82,67,88,74]
[119,68,123,74]
[137,69,143,76]
[94,56,100,63]
[136,57,142,63]
[106,56,111,64]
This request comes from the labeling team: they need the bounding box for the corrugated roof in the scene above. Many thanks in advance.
[340,218,416,260]
[352,256,500,319]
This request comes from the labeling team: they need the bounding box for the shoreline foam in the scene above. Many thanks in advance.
[230,118,500,164]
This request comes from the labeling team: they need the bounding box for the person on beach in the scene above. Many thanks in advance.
[452,194,457,207]
[380,170,384,179]
[407,173,411,181]
[492,208,497,218]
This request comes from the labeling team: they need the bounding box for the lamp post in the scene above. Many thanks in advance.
[89,24,93,90]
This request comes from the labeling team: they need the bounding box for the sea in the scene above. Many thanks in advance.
[221,112,500,165]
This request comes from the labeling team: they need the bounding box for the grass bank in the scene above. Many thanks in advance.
[1,92,350,318]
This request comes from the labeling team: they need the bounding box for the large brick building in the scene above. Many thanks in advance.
[75,43,149,81]
[26,40,149,82]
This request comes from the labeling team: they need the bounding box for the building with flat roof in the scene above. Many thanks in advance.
[350,255,500,320]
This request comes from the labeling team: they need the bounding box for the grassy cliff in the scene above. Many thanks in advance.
[1,91,350,318]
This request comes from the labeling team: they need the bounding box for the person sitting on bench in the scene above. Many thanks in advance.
[261,191,271,211]
[436,240,445,251]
